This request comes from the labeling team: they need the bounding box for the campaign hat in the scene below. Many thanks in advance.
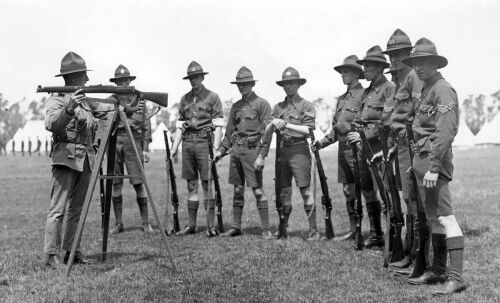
[55,51,91,77]
[356,45,390,69]
[109,64,136,82]
[230,66,257,84]
[402,38,448,69]
[334,55,364,79]
[276,67,306,86]
[183,61,209,80]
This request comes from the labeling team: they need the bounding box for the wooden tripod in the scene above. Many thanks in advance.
[65,106,177,276]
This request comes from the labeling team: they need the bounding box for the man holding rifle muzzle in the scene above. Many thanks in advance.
[170,61,224,237]
[43,52,106,268]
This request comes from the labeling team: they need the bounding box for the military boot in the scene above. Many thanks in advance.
[364,202,384,248]
[334,200,356,241]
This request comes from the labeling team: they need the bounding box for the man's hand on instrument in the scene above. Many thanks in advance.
[311,140,322,152]
[143,151,150,163]
[347,131,361,144]
[369,150,383,164]
[271,119,287,131]
[254,154,265,171]
[170,147,178,158]
[423,170,438,188]
[136,100,146,115]
[66,89,86,114]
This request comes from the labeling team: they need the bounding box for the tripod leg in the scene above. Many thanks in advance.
[119,111,177,272]
[102,131,117,261]
[65,111,117,277]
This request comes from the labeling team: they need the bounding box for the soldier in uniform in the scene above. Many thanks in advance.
[403,38,467,295]
[21,139,24,156]
[108,65,153,234]
[43,52,105,268]
[265,67,320,240]
[171,61,224,237]
[381,29,425,272]
[28,137,32,156]
[347,46,396,248]
[36,136,42,156]
[214,67,272,239]
[313,55,378,241]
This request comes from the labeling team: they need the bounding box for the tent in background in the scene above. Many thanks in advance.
[149,122,169,151]
[452,116,476,148]
[475,113,500,145]
[7,120,52,152]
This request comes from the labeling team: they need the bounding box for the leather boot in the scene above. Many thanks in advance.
[433,280,467,296]
[334,200,356,241]
[364,202,384,248]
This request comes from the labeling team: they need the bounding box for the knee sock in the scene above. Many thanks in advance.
[112,196,123,225]
[232,199,244,230]
[187,200,199,229]
[431,233,447,274]
[447,236,465,282]
[304,204,317,229]
[257,199,269,230]
[137,197,148,224]
[283,205,293,226]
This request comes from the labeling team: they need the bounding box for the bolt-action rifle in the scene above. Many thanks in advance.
[164,130,180,233]
[308,128,334,239]
[207,134,224,233]
[275,131,287,239]
[349,125,364,250]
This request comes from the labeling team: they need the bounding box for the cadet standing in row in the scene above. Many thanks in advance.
[171,61,224,236]
[108,65,153,234]
[314,55,377,241]
[403,38,467,295]
[215,67,272,239]
[347,46,396,248]
[265,67,320,240]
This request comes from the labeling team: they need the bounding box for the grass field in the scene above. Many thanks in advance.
[0,147,499,302]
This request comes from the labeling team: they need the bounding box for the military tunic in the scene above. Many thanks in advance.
[272,94,315,188]
[412,72,458,219]
[218,92,272,187]
[178,85,223,180]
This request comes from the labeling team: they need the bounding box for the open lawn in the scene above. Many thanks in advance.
[0,147,499,302]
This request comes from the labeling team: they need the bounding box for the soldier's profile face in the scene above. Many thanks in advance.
[237,82,254,97]
[340,68,358,85]
[189,75,204,89]
[283,81,300,97]
[388,49,410,71]
[413,58,437,80]
[115,78,131,87]
[363,62,382,81]
[68,71,89,86]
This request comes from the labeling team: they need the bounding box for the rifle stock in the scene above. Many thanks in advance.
[275,132,287,239]
[164,130,180,233]
[207,135,224,233]
[350,126,364,250]
[308,129,334,239]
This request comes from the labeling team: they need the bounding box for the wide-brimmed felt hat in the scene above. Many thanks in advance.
[55,52,92,77]
[276,67,306,86]
[383,29,413,54]
[356,45,390,69]
[109,64,136,82]
[402,38,448,69]
[183,61,208,80]
[334,55,364,79]
[230,66,257,84]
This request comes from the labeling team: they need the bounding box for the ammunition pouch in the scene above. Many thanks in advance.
[281,135,307,147]
[183,128,211,140]
[232,134,260,149]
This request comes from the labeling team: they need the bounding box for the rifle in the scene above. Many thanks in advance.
[308,129,334,239]
[405,122,429,278]
[36,85,169,111]
[357,123,393,265]
[164,130,180,233]
[350,126,363,250]
[207,134,224,233]
[275,131,287,239]
[380,125,405,264]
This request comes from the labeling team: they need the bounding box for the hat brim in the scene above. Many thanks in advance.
[54,68,92,77]
[276,78,306,87]
[109,75,136,82]
[356,59,390,69]
[382,45,413,54]
[183,72,209,80]
[333,64,365,79]
[402,55,448,69]
[230,80,257,84]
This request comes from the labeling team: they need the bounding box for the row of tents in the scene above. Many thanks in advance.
[5,115,500,154]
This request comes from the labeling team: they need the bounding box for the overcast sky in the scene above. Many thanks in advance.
[1,0,498,109]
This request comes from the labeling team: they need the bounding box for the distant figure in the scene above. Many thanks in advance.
[12,140,15,156]
[28,137,32,156]
[36,136,42,156]
[45,137,49,156]
[21,139,25,156]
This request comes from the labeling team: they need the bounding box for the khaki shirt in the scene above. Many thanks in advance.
[388,66,424,134]
[272,94,316,138]
[412,72,458,174]
[45,93,106,172]
[179,85,223,132]
[321,83,364,145]
[219,91,272,157]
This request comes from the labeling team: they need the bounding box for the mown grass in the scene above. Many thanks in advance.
[0,147,499,302]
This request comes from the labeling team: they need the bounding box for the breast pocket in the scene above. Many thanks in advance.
[363,104,384,120]
[182,103,192,119]
[242,110,260,132]
[197,103,212,119]
[289,114,302,124]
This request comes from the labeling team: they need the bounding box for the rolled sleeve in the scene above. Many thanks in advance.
[45,96,72,133]
[302,103,316,129]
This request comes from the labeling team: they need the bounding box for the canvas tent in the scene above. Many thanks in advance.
[452,117,476,148]
[475,113,500,145]
[7,120,52,152]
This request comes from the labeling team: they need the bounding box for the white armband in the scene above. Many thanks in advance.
[212,118,225,127]
[176,120,184,129]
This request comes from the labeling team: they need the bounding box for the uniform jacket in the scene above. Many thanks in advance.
[389,66,424,135]
[178,85,223,132]
[412,72,458,174]
[321,83,364,146]
[45,93,106,172]
[219,91,272,157]
[271,94,316,138]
